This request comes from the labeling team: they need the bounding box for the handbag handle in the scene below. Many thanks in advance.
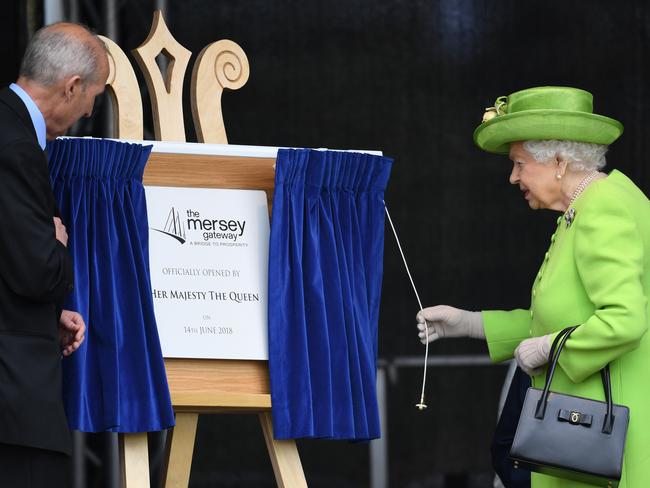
[534,326,614,434]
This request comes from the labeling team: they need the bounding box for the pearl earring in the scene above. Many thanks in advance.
[556,174,562,180]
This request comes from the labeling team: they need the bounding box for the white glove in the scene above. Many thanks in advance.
[416,305,485,343]
[514,335,552,376]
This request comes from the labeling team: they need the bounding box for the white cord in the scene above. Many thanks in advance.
[383,202,429,411]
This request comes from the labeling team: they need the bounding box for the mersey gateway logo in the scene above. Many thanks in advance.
[152,207,187,244]
[151,206,247,245]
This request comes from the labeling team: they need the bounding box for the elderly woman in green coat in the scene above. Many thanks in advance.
[417,86,650,488]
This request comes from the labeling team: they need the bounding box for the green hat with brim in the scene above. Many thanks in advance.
[473,86,624,154]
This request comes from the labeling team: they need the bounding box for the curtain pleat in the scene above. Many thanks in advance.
[268,149,392,440]
[48,138,174,433]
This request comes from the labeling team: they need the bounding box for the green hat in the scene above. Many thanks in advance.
[473,86,624,154]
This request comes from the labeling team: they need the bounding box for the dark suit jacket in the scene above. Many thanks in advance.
[0,88,73,454]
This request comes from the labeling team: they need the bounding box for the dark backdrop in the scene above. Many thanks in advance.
[3,1,649,487]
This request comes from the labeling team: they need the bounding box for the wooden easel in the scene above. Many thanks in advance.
[101,11,308,487]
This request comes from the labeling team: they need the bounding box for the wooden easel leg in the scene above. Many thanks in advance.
[120,432,151,487]
[162,412,199,488]
[259,412,308,488]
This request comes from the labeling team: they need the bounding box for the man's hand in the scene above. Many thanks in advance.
[59,310,85,356]
[53,217,68,247]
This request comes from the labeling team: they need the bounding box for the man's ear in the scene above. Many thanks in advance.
[64,75,83,101]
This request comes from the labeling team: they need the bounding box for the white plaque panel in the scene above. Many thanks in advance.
[145,185,269,359]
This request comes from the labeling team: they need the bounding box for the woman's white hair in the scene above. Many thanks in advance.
[19,23,104,86]
[523,140,608,171]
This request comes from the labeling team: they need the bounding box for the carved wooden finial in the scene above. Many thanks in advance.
[191,40,250,144]
[100,35,144,140]
[101,10,249,145]
[132,11,192,142]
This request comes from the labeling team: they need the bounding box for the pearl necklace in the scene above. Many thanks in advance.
[568,170,602,207]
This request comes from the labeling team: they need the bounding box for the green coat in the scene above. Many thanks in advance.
[483,170,650,488]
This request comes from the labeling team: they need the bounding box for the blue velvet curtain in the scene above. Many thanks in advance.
[48,138,174,433]
[268,149,392,441]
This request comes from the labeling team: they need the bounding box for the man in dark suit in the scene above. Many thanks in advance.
[0,22,108,486]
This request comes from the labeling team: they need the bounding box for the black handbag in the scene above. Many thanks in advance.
[509,326,629,487]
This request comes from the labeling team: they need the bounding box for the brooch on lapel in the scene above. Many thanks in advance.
[564,207,576,227]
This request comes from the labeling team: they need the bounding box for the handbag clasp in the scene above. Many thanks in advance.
[558,408,592,427]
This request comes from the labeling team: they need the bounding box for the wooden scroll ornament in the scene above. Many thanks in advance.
[99,35,143,140]
[191,40,250,143]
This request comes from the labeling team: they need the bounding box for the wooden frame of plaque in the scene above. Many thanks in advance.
[101,11,307,487]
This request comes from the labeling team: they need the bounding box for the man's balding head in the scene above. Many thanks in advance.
[20,22,108,87]
[17,22,109,140]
